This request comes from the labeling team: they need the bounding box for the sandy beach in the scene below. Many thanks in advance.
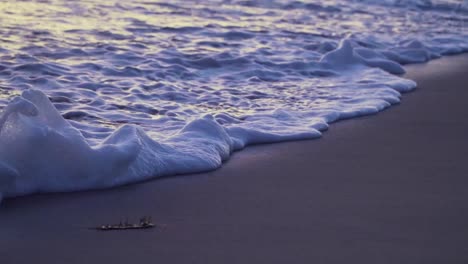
[1,54,468,263]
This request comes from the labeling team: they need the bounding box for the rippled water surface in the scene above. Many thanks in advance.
[1,0,466,139]
[0,0,467,200]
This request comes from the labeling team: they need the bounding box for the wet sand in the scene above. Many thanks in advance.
[1,54,468,264]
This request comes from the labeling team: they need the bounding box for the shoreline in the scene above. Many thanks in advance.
[1,54,468,263]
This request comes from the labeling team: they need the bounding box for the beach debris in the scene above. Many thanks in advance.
[91,216,163,231]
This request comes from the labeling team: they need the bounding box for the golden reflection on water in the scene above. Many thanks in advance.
[0,0,350,51]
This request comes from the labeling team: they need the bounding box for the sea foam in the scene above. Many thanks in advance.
[0,0,466,202]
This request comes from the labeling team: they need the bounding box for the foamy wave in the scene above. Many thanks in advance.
[0,38,419,200]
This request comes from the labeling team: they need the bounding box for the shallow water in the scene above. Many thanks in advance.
[0,0,467,201]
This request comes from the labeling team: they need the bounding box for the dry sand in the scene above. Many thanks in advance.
[1,54,468,264]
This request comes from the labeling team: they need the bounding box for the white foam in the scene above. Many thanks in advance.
[0,39,418,199]
[0,90,237,197]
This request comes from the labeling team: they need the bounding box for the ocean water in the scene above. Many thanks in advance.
[0,0,467,201]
